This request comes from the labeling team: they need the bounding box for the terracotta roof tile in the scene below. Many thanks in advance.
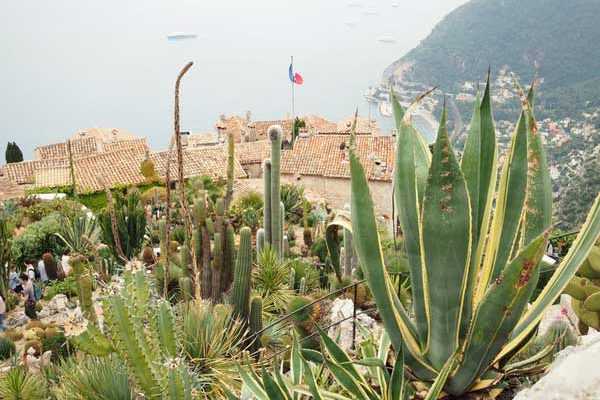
[235,140,271,165]
[102,138,149,153]
[2,159,69,184]
[281,135,394,182]
[34,137,99,160]
[34,167,71,188]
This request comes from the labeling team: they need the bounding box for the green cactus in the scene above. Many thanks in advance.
[178,277,193,302]
[222,223,236,294]
[200,226,212,300]
[212,232,223,302]
[288,295,319,349]
[194,191,207,226]
[269,126,282,258]
[279,201,285,257]
[288,268,296,290]
[206,217,214,237]
[256,228,265,255]
[249,296,263,357]
[263,160,272,247]
[231,227,252,320]
[564,241,600,332]
[70,255,96,324]
[225,131,235,209]
[298,277,306,295]
[158,218,167,258]
[283,235,290,258]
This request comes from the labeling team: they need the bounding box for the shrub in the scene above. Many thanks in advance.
[230,191,263,231]
[0,337,16,360]
[11,213,65,265]
[22,199,83,223]
[42,331,72,362]
[44,276,78,300]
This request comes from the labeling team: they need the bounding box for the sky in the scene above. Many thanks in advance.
[0,0,468,158]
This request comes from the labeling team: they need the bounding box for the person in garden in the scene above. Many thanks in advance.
[21,273,37,320]
[37,257,49,282]
[0,294,5,331]
[9,270,22,293]
[25,260,36,281]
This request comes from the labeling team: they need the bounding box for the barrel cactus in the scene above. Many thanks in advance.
[564,240,600,332]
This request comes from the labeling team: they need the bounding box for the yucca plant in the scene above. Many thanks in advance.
[253,248,294,316]
[55,214,101,258]
[0,367,47,400]
[345,78,600,397]
[52,356,134,400]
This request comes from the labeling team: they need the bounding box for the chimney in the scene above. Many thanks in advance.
[247,123,257,142]
[216,122,227,143]
[180,131,190,147]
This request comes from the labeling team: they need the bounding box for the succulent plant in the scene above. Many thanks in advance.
[231,227,252,320]
[563,240,600,332]
[0,337,16,360]
[346,80,600,396]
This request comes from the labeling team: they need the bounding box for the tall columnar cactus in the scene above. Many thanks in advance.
[0,219,11,301]
[283,236,290,258]
[269,126,282,258]
[211,232,223,302]
[279,201,285,257]
[222,223,236,294]
[345,79,600,397]
[256,228,265,255]
[70,255,97,324]
[564,240,600,332]
[249,296,263,356]
[231,227,252,320]
[263,160,272,246]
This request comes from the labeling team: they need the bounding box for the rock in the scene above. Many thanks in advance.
[515,331,600,400]
[38,294,69,319]
[326,298,381,352]
[5,310,29,329]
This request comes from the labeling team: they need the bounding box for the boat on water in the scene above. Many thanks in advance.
[167,32,198,41]
[376,35,397,44]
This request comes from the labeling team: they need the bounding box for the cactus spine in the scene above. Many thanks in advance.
[263,160,272,246]
[269,126,282,258]
[256,228,265,255]
[232,227,252,320]
[249,296,263,356]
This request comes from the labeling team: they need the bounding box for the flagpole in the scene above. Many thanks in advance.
[291,55,295,121]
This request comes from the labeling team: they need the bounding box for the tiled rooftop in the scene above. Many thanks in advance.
[281,135,394,182]
[235,140,271,165]
[34,137,99,160]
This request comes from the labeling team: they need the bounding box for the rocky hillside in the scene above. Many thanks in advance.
[386,0,600,119]
[384,0,600,230]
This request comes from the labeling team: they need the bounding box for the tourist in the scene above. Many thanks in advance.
[61,250,71,277]
[37,257,49,282]
[0,294,5,331]
[25,261,36,281]
[9,270,22,294]
[21,273,37,320]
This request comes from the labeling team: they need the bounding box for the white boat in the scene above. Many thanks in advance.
[377,35,397,44]
[167,32,198,41]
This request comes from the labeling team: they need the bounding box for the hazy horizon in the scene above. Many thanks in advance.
[1,0,467,159]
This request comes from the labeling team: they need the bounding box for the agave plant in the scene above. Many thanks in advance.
[55,214,101,257]
[345,79,600,396]
[253,248,295,316]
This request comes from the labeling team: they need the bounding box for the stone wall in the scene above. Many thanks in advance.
[238,175,393,219]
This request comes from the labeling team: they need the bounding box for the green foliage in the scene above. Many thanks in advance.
[397,0,600,119]
[55,215,101,258]
[77,191,108,211]
[0,337,16,360]
[44,275,78,300]
[310,237,329,264]
[11,213,65,265]
[0,367,47,400]
[52,356,134,400]
[180,301,246,397]
[186,175,226,204]
[0,218,12,300]
[22,199,83,223]
[98,189,147,259]
[42,330,73,362]
[345,79,600,397]
[280,183,307,224]
[253,249,294,316]
[5,142,23,164]
[230,191,263,231]
[287,259,320,293]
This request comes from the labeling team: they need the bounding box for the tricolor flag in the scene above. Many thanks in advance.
[288,62,303,85]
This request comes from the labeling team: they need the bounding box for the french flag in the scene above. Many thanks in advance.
[288,62,303,85]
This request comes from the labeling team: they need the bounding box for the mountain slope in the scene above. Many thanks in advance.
[387,0,600,117]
